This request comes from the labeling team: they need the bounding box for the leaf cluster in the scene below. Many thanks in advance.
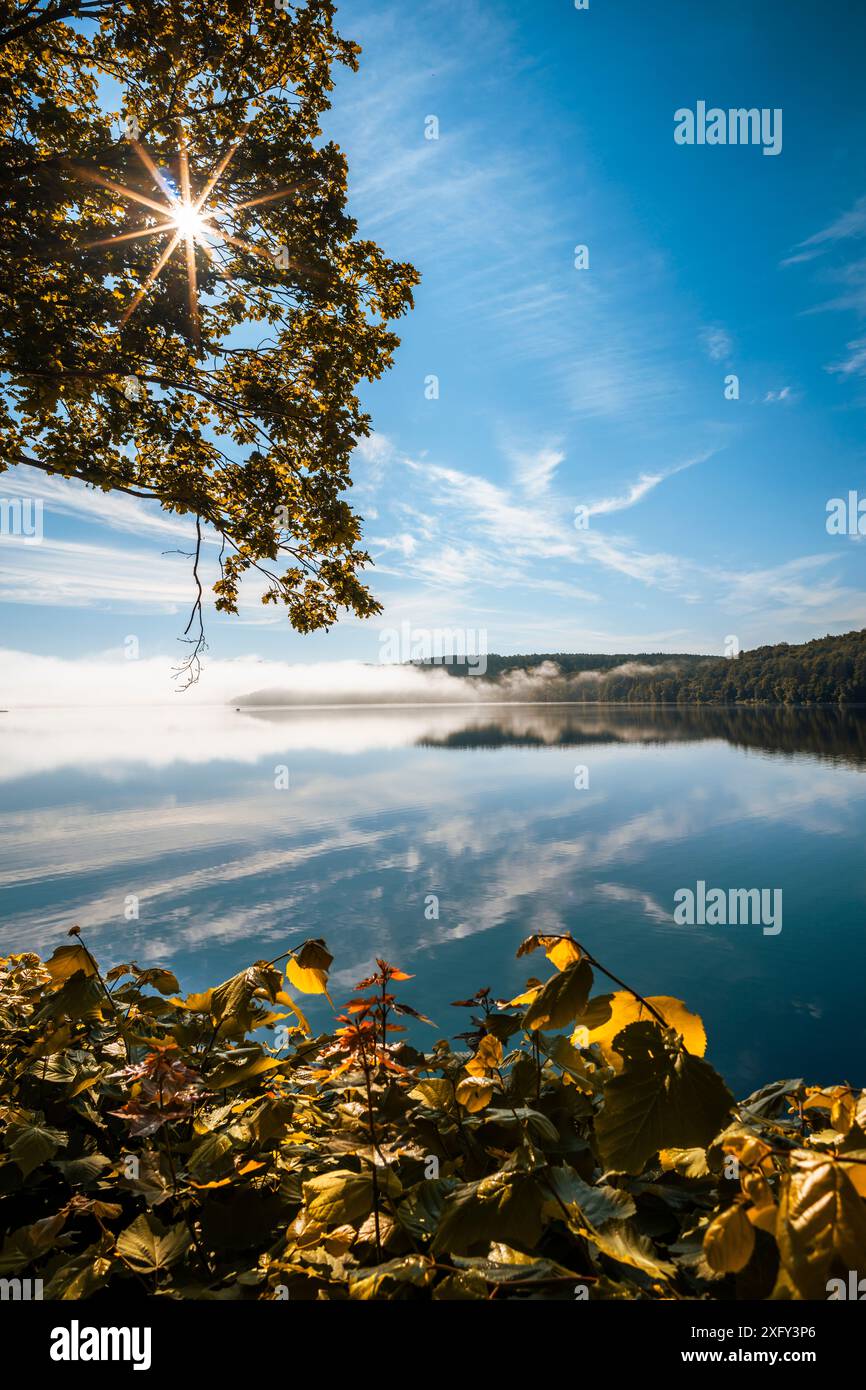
[1,929,864,1300]
[0,2,419,654]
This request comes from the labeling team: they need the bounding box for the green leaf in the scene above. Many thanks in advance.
[188,1132,234,1177]
[116,1213,190,1273]
[9,1121,67,1177]
[431,1270,488,1299]
[303,1170,376,1226]
[582,1220,676,1281]
[52,1153,112,1188]
[454,1247,580,1284]
[545,1165,637,1225]
[538,1033,602,1093]
[43,1244,113,1300]
[482,1107,560,1145]
[523,959,594,1032]
[407,1079,455,1111]
[207,1051,287,1090]
[396,1179,461,1240]
[134,967,180,995]
[595,1021,733,1174]
[348,1255,434,1299]
[209,962,283,1033]
[35,971,105,1023]
[659,1147,711,1178]
[432,1171,547,1255]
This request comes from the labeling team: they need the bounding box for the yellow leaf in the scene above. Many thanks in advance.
[578,991,706,1068]
[455,1076,496,1113]
[802,1088,833,1109]
[720,1133,774,1172]
[506,981,543,1007]
[286,957,332,1003]
[465,1034,503,1077]
[274,990,311,1034]
[841,1161,866,1200]
[776,1154,866,1298]
[44,945,95,988]
[172,989,214,1013]
[703,1204,755,1273]
[748,1203,778,1235]
[659,1147,710,1178]
[742,1171,775,1210]
[831,1093,856,1135]
[546,938,581,971]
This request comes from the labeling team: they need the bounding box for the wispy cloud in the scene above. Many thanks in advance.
[699,326,733,363]
[363,438,860,646]
[587,450,716,517]
[0,465,199,543]
[828,338,866,378]
[0,535,192,610]
[510,445,565,498]
[783,196,866,266]
[783,196,866,385]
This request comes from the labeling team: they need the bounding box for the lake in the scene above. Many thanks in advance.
[1,702,864,1096]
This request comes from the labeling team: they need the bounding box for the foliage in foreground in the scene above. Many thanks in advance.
[1,930,865,1301]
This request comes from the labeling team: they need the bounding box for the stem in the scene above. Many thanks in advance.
[356,1028,382,1261]
[73,928,131,1061]
[542,934,673,1035]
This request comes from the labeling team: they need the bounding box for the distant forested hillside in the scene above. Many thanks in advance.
[416,629,866,704]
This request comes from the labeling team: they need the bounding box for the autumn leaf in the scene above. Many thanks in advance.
[116,1214,189,1273]
[577,991,707,1068]
[455,1076,496,1113]
[595,1022,733,1174]
[703,1204,756,1273]
[286,957,333,1002]
[545,938,582,971]
[464,1034,503,1077]
[523,959,594,1032]
[43,944,96,989]
[775,1154,866,1298]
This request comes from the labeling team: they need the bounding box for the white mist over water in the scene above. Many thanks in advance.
[0,647,672,709]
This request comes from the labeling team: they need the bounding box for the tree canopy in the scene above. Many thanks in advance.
[0,0,418,677]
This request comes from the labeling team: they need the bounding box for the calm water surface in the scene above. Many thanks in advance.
[1,703,864,1095]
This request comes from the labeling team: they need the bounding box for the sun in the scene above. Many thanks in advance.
[69,126,293,343]
[171,201,210,241]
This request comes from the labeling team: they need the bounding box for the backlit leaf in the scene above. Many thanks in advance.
[578,991,706,1068]
[703,1203,755,1273]
[523,959,594,1032]
[595,1022,733,1174]
[456,1076,496,1113]
[116,1213,189,1273]
[776,1153,866,1298]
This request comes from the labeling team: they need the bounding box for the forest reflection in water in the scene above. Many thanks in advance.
[245,700,866,767]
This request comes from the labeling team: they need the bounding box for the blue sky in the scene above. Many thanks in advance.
[3,0,866,693]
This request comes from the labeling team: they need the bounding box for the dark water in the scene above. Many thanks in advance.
[1,703,864,1095]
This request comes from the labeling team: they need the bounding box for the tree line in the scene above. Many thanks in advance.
[423,629,866,705]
